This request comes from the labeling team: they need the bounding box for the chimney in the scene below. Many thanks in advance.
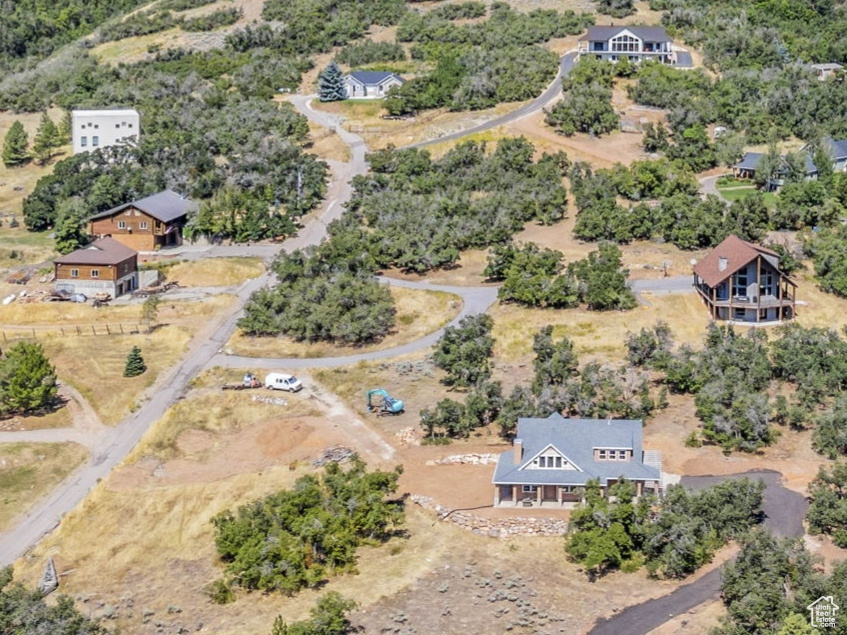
[718,257,728,272]
[513,439,523,465]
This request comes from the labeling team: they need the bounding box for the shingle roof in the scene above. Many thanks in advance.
[346,71,405,86]
[90,190,196,223]
[54,237,137,266]
[734,152,763,171]
[580,25,671,42]
[492,415,660,486]
[692,235,780,288]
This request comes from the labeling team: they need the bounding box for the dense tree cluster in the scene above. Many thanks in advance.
[566,478,763,578]
[546,57,619,137]
[807,462,847,548]
[628,321,847,455]
[212,457,403,595]
[806,224,847,298]
[485,242,636,310]
[0,567,107,634]
[343,138,568,272]
[335,40,406,67]
[385,3,593,114]
[714,530,847,634]
[238,243,395,344]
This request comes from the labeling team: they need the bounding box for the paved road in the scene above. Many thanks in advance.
[209,277,499,370]
[630,275,693,294]
[589,470,807,635]
[405,52,577,150]
[699,175,728,203]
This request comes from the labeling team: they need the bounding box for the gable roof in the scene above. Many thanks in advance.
[345,71,405,86]
[580,25,670,42]
[90,190,196,224]
[734,152,763,171]
[54,237,137,266]
[493,414,660,486]
[693,235,780,288]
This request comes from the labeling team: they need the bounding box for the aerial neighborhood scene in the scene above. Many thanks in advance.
[5,0,847,633]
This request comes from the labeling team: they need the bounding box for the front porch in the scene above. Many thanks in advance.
[494,481,658,508]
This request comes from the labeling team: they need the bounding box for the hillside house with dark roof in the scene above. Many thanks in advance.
[578,25,675,64]
[343,71,405,99]
[54,237,138,299]
[89,190,196,251]
[733,137,847,188]
[693,235,796,323]
[492,414,662,507]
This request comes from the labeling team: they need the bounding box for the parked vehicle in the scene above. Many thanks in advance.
[265,373,303,392]
[222,373,261,390]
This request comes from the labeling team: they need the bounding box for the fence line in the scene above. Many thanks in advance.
[0,324,146,342]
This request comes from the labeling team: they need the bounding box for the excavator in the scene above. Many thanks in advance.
[366,389,404,416]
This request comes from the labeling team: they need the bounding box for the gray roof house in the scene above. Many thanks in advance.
[811,63,844,81]
[343,71,405,99]
[492,414,662,507]
[578,25,676,65]
[733,137,847,188]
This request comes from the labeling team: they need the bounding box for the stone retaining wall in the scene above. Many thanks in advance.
[411,495,568,538]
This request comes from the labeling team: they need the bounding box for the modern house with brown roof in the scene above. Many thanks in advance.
[578,26,676,65]
[492,414,662,507]
[693,235,796,324]
[89,190,196,251]
[54,237,138,299]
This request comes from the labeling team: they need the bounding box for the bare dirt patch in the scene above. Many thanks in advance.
[226,286,461,358]
[0,441,88,530]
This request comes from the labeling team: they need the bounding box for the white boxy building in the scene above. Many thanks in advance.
[72,109,140,155]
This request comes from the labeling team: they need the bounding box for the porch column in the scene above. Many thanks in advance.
[636,481,643,497]
[756,257,761,323]
[494,486,500,506]
[512,485,518,506]
[558,487,564,506]
[536,486,542,506]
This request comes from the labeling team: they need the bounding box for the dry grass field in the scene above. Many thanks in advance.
[0,442,88,530]
[227,287,461,358]
[145,257,265,288]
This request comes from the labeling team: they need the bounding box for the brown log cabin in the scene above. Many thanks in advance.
[88,190,195,251]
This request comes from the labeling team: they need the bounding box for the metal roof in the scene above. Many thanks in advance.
[580,25,671,42]
[492,415,660,486]
[54,237,137,266]
[89,190,196,224]
[346,71,405,86]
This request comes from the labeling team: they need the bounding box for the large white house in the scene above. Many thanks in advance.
[71,109,140,155]
[342,71,404,99]
[578,26,676,65]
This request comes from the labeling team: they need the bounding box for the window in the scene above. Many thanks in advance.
[761,270,775,296]
[128,123,133,129]
[522,485,537,493]
[598,449,607,459]
[611,34,640,53]
[733,270,748,297]
[81,136,88,147]
[70,269,79,278]
[94,124,99,129]
[734,307,746,319]
[759,309,768,320]
[116,123,121,129]
[139,221,148,230]
[92,136,99,147]
[91,269,99,278]
[118,221,127,229]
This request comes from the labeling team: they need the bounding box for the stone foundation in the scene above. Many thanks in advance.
[411,495,568,538]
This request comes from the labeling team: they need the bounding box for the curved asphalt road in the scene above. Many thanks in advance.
[405,52,578,149]
[589,470,808,635]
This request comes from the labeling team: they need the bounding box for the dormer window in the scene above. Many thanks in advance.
[597,449,630,461]
[528,447,576,470]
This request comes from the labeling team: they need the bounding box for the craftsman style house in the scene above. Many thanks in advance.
[492,414,662,507]
[578,26,675,64]
[54,237,138,299]
[693,235,796,323]
[89,190,196,251]
[72,109,140,155]
[343,71,405,99]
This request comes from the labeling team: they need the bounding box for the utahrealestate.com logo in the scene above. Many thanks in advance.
[808,596,839,628]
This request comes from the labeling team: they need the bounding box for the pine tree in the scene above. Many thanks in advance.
[2,121,29,167]
[0,342,58,414]
[123,346,147,377]
[318,62,347,102]
[32,112,61,164]
[58,110,72,145]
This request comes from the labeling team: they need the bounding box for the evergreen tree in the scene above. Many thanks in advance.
[58,110,72,145]
[123,346,147,377]
[32,112,61,164]
[2,121,29,167]
[0,342,58,415]
[318,62,347,102]
[53,198,90,255]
